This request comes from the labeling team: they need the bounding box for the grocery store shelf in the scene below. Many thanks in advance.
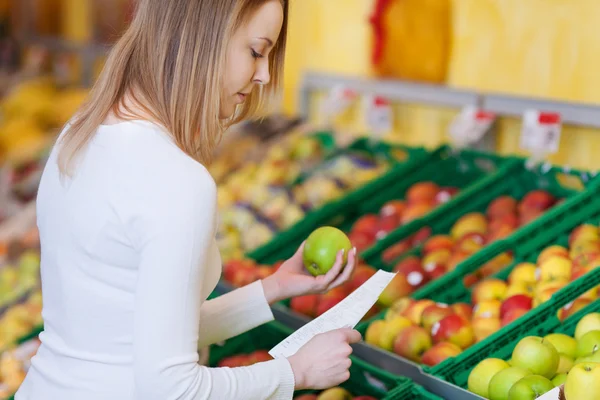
[484,94,600,128]
[298,71,481,117]
[299,71,600,129]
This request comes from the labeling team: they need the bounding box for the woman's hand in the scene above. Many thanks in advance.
[288,328,362,390]
[261,242,357,304]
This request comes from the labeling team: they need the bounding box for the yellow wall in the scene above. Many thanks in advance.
[282,0,600,171]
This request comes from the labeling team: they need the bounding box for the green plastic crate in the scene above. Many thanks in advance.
[208,320,403,398]
[249,145,511,265]
[385,378,444,400]
[362,158,593,271]
[355,177,600,385]
[450,280,600,393]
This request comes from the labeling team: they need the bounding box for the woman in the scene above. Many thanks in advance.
[15,1,361,399]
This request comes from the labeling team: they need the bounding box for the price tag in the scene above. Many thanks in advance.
[364,95,393,136]
[448,106,495,148]
[520,110,562,155]
[320,85,357,123]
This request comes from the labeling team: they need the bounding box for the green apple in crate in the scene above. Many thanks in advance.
[507,375,554,400]
[487,366,531,400]
[467,358,510,398]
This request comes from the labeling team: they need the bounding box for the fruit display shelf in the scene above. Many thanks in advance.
[216,132,425,262]
[463,298,600,399]
[206,319,441,400]
[248,145,512,266]
[350,178,600,395]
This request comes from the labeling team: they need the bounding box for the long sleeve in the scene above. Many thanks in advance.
[198,281,275,348]
[119,134,295,400]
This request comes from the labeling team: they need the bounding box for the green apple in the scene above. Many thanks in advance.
[576,330,600,358]
[575,313,600,340]
[544,333,577,358]
[467,358,511,398]
[574,349,600,365]
[556,353,574,374]
[303,226,352,276]
[507,375,555,400]
[552,373,567,387]
[511,336,559,379]
[564,362,600,400]
[488,366,532,400]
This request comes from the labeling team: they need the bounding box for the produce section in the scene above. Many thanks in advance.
[216,134,421,261]
[3,3,600,398]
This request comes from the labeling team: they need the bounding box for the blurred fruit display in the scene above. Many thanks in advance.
[216,137,400,262]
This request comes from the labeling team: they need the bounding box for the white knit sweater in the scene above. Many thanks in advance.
[15,120,295,400]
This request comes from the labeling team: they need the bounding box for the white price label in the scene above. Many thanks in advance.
[520,110,562,155]
[448,106,495,147]
[364,95,393,136]
[268,270,396,359]
[320,85,357,122]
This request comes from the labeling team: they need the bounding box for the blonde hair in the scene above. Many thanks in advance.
[57,0,288,176]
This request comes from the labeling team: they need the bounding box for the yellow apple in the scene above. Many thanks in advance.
[564,362,600,400]
[508,263,537,285]
[467,358,510,398]
[539,256,573,282]
[575,313,600,340]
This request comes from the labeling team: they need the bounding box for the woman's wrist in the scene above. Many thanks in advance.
[260,275,285,305]
[287,354,307,390]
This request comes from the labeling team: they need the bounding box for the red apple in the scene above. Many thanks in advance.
[378,273,414,307]
[452,303,473,321]
[501,307,529,327]
[349,231,376,253]
[431,315,475,349]
[393,256,423,276]
[500,294,533,319]
[518,190,556,214]
[423,235,455,255]
[381,239,412,264]
[487,196,518,219]
[406,181,440,204]
[351,214,380,236]
[218,354,249,367]
[421,303,455,332]
[290,294,319,317]
[412,227,433,245]
[423,260,447,280]
[375,214,401,240]
[402,299,436,325]
[348,265,377,292]
[421,341,462,366]
[249,350,273,363]
[316,294,345,316]
[393,325,433,363]
[380,200,406,218]
[402,203,434,224]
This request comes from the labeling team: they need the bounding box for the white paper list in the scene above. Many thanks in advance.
[269,270,397,359]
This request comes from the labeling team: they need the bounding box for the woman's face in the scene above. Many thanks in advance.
[220,1,284,119]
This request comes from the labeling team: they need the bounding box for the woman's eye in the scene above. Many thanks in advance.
[251,49,264,59]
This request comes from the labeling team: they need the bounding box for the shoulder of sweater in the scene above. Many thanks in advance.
[101,120,216,190]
